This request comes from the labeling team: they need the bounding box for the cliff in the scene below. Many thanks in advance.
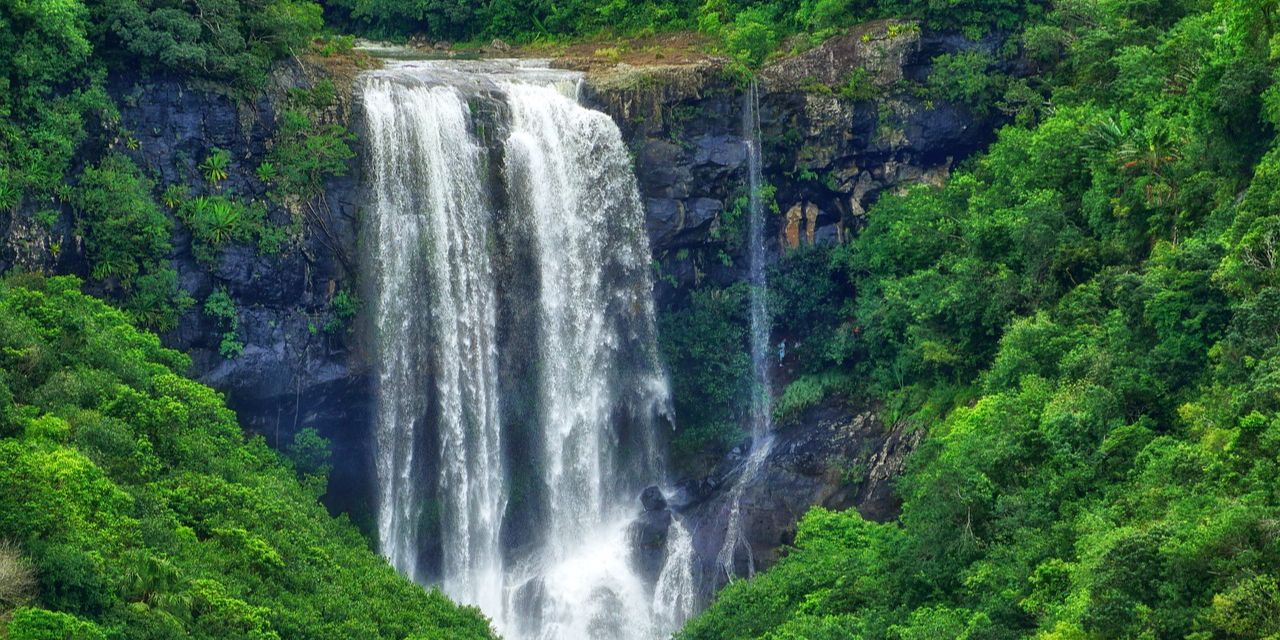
[0,21,1005,587]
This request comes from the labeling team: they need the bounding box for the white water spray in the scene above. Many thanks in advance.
[361,60,692,640]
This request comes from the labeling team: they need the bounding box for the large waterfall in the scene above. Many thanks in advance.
[361,59,688,640]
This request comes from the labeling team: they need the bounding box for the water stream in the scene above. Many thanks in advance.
[361,59,692,640]
[715,80,775,580]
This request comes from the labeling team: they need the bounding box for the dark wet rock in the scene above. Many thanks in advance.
[629,508,675,584]
[583,23,1005,309]
[510,576,547,636]
[672,399,919,603]
[623,398,920,608]
[641,485,668,512]
[100,70,374,523]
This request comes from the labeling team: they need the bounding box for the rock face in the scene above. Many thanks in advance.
[655,401,919,603]
[123,71,376,522]
[579,21,1001,595]
[630,497,676,585]
[0,66,377,522]
[581,20,999,308]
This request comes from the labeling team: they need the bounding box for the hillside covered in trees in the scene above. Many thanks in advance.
[679,0,1280,638]
[0,275,496,637]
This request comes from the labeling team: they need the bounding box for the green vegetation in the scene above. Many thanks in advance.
[839,67,877,101]
[0,0,326,210]
[320,0,1042,65]
[0,274,495,639]
[264,81,355,204]
[926,49,1002,115]
[70,154,193,332]
[200,149,232,185]
[92,0,324,86]
[1,0,342,333]
[682,0,1280,637]
[659,284,753,470]
[0,0,112,204]
[773,371,855,425]
[322,288,360,334]
[177,195,287,264]
[204,287,245,359]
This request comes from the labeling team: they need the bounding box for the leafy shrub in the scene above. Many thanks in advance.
[773,372,854,425]
[288,428,332,478]
[927,50,1003,115]
[204,287,244,359]
[71,154,190,331]
[839,67,877,101]
[768,245,853,373]
[659,284,752,473]
[94,0,324,86]
[722,7,780,66]
[796,0,878,33]
[179,196,287,263]
[200,148,232,184]
[0,0,105,202]
[265,110,355,201]
[6,607,106,640]
[161,184,187,209]
[323,288,360,334]
[72,154,171,286]
[255,161,279,184]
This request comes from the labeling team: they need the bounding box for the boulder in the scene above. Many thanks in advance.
[641,485,668,511]
[628,507,674,584]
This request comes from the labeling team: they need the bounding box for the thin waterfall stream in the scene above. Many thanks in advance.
[715,80,775,580]
[360,59,693,640]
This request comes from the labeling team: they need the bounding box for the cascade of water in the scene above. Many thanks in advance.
[502,79,668,640]
[361,60,687,640]
[715,80,776,580]
[652,517,697,634]
[364,78,506,613]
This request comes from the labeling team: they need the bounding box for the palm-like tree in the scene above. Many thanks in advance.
[203,198,241,245]
[200,149,231,185]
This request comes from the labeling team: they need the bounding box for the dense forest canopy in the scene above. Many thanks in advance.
[0,275,495,638]
[319,0,1040,50]
[679,0,1280,637]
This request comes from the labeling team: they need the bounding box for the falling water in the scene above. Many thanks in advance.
[715,80,776,580]
[361,60,689,640]
[363,78,506,611]
[652,518,697,634]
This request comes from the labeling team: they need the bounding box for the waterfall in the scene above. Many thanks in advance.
[652,518,697,634]
[715,80,775,580]
[360,60,687,640]
[363,77,507,612]
[504,80,641,544]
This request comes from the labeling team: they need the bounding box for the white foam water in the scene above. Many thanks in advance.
[361,60,693,639]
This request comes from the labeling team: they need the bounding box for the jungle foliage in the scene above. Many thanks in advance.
[681,0,1280,638]
[321,0,1044,65]
[0,274,495,639]
[0,0,337,331]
